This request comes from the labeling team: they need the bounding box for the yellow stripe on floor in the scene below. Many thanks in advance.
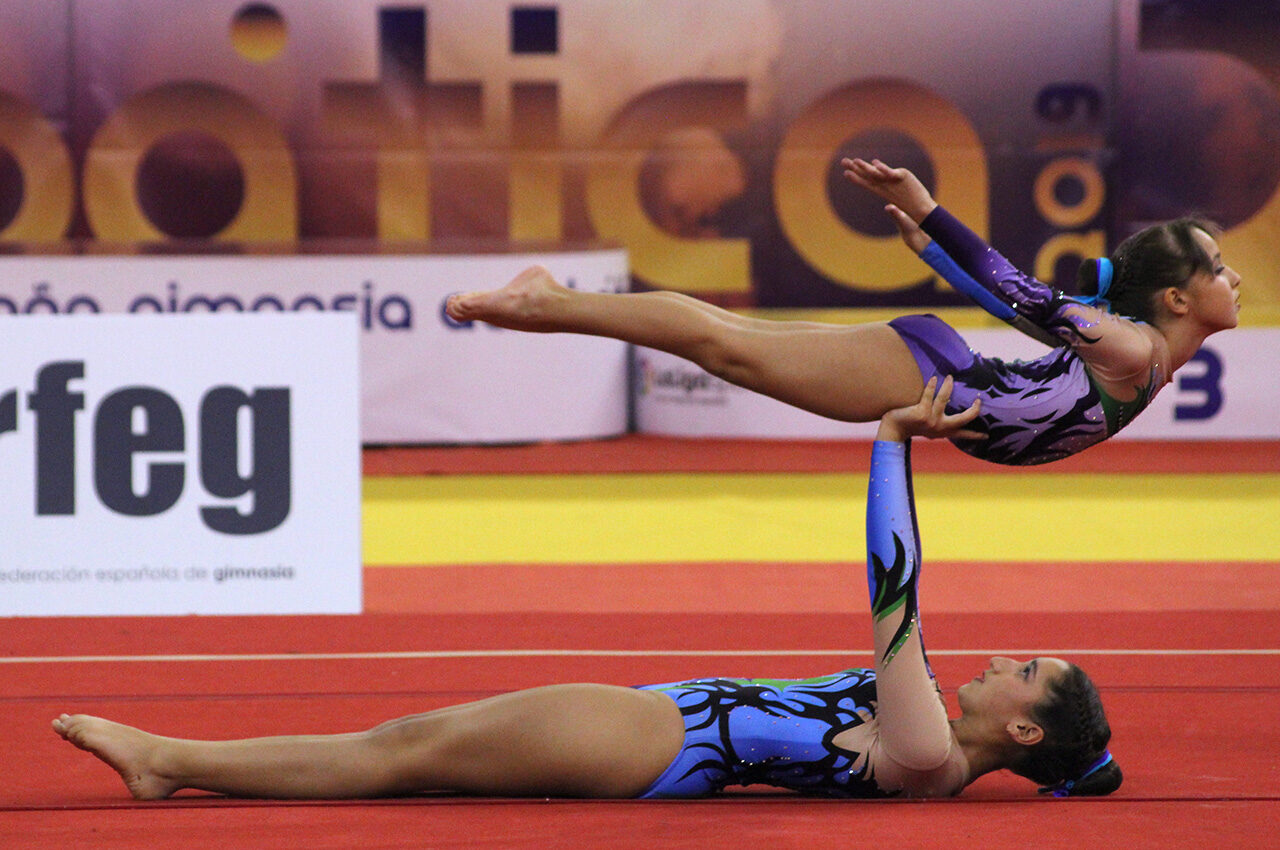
[363,472,1280,566]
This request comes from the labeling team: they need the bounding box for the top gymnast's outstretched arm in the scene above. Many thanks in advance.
[882,203,1063,349]
[845,157,1155,380]
[844,158,1082,335]
[864,378,981,771]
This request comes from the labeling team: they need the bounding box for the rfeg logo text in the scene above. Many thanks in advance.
[1,361,290,535]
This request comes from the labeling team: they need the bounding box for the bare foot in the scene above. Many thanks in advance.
[53,714,179,800]
[445,265,572,331]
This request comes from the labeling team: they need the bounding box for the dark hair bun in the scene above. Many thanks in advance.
[1039,757,1123,797]
[1074,757,1123,796]
[1075,258,1105,297]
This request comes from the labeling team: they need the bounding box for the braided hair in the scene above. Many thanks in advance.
[1076,216,1221,323]
[1010,664,1123,797]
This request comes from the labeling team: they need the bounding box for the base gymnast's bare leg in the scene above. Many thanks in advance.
[52,684,684,800]
[446,266,924,422]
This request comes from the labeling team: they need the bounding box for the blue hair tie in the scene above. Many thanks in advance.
[1075,258,1113,311]
[1046,749,1114,798]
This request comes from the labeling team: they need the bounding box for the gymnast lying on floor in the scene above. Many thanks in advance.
[54,378,1120,800]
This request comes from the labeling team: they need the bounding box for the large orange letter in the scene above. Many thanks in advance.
[0,92,74,243]
[775,78,987,293]
[84,82,296,242]
[586,82,749,293]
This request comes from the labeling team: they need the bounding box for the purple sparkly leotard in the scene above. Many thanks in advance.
[636,441,967,799]
[888,207,1163,465]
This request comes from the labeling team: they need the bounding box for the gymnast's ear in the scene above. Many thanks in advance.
[1006,719,1044,746]
[1161,285,1190,317]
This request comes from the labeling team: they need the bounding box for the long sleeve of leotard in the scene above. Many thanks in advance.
[918,241,1017,321]
[919,206,1158,381]
[918,236,1062,349]
[865,439,953,772]
[920,206,1079,333]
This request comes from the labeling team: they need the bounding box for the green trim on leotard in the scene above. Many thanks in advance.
[1089,363,1161,435]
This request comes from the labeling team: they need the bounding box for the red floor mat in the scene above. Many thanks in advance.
[6,611,1278,811]
[363,436,1280,476]
[6,798,1276,850]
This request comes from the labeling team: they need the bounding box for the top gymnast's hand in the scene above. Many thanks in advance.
[841,158,939,224]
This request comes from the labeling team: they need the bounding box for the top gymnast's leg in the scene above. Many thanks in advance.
[447,266,924,421]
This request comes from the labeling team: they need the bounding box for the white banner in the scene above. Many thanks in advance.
[636,326,1280,441]
[0,313,360,616]
[0,249,630,444]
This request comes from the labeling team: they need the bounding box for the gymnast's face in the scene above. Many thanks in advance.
[1184,229,1241,331]
[956,656,1070,724]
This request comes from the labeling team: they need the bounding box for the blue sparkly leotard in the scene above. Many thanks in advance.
[637,441,968,799]
[888,207,1165,466]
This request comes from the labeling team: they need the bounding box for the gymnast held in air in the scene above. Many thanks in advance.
[53,378,1120,800]
[447,157,1240,466]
